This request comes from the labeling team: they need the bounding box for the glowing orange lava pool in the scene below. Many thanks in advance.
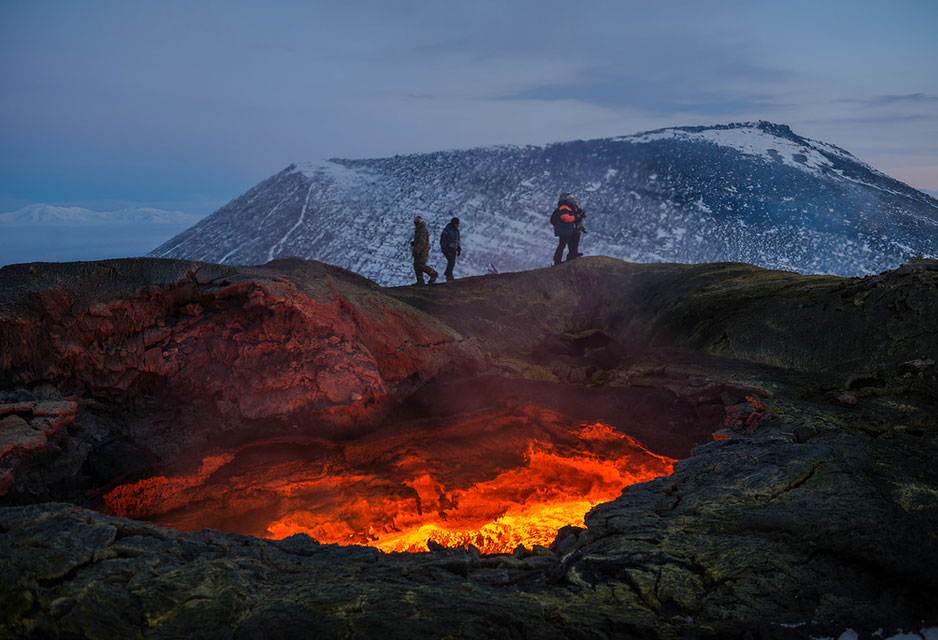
[104,409,675,555]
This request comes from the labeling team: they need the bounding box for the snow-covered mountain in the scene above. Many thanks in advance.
[150,122,938,285]
[0,204,203,226]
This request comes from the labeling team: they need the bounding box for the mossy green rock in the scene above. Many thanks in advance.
[1,256,937,638]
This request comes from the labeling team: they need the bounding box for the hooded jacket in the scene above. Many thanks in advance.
[440,220,460,252]
[412,219,430,258]
[550,202,579,237]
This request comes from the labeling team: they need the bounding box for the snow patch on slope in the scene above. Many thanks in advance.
[268,183,316,261]
[623,124,835,173]
[294,160,376,188]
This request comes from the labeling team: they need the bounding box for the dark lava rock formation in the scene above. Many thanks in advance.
[2,256,938,639]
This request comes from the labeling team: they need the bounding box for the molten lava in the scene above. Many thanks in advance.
[104,410,674,555]
[265,423,672,553]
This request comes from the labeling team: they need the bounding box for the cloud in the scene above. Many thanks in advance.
[1,1,935,212]
[493,34,797,118]
[869,93,938,106]
[509,79,790,117]
[807,114,934,126]
[837,93,938,107]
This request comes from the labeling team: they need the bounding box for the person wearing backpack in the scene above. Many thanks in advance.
[411,216,438,285]
[550,193,586,265]
[439,217,461,281]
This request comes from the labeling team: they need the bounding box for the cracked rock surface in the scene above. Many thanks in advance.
[1,256,938,638]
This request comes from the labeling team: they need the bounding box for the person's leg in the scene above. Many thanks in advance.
[444,248,456,280]
[566,231,580,261]
[423,262,438,284]
[414,258,425,284]
[553,236,568,265]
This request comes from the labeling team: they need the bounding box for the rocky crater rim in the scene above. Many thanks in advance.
[1,256,937,552]
[2,256,937,638]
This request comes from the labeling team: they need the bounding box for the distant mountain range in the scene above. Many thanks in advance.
[0,204,204,226]
[0,205,206,267]
[149,121,938,285]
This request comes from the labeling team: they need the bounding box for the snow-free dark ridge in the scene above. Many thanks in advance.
[151,121,938,286]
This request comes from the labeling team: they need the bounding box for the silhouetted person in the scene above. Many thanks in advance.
[569,196,587,258]
[411,216,438,284]
[550,193,586,265]
[440,217,461,281]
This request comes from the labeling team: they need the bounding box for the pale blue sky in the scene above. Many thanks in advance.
[1,0,936,214]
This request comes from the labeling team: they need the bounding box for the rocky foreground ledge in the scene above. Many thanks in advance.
[1,256,938,638]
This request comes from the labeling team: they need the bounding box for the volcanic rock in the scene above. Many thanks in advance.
[0,258,477,502]
[1,255,937,638]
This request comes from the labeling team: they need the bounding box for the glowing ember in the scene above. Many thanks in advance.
[103,413,674,555]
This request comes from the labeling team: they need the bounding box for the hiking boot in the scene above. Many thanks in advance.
[428,273,438,284]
